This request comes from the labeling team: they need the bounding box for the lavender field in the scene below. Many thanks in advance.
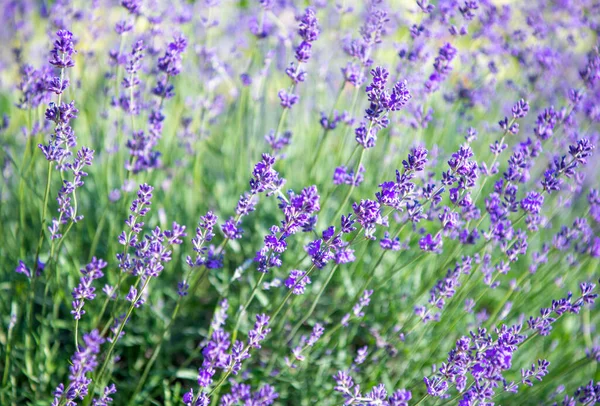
[1,0,599,405]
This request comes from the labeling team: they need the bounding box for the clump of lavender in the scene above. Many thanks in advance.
[334,371,411,405]
[17,64,52,111]
[218,383,279,406]
[415,256,472,323]
[423,281,598,403]
[559,380,600,405]
[341,290,374,327]
[187,313,272,403]
[305,213,358,269]
[4,2,600,405]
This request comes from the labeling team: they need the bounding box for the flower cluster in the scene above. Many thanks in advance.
[425,43,457,93]
[528,282,598,336]
[334,371,412,406]
[255,185,320,273]
[288,323,325,364]
[51,330,105,405]
[39,30,79,164]
[425,281,598,403]
[355,67,412,149]
[119,40,145,114]
[71,257,107,320]
[341,0,389,87]
[17,64,52,109]
[219,383,279,406]
[186,211,218,270]
[279,8,320,106]
[127,35,187,174]
[191,314,272,401]
[341,289,374,327]
[305,214,357,269]
[415,256,472,323]
[376,146,428,212]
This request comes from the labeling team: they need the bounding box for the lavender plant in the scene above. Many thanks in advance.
[0,1,599,405]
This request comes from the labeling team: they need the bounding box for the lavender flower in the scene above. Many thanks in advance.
[425,43,457,93]
[355,67,412,149]
[51,330,105,404]
[285,270,311,295]
[71,257,107,320]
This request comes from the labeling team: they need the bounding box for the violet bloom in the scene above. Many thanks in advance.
[284,8,320,86]
[285,270,311,295]
[17,65,53,110]
[334,370,411,405]
[121,0,142,15]
[219,383,278,406]
[352,199,384,239]
[306,215,357,269]
[425,281,598,402]
[376,146,428,211]
[71,257,107,320]
[210,299,229,331]
[129,35,187,174]
[49,30,76,70]
[48,146,95,240]
[419,233,442,253]
[255,185,320,273]
[355,67,411,149]
[248,314,271,349]
[277,8,320,109]
[221,217,243,240]
[38,31,96,242]
[380,232,401,251]
[333,165,365,187]
[541,138,595,194]
[354,346,368,365]
[39,30,78,164]
[533,107,558,141]
[340,0,388,86]
[157,34,187,78]
[117,183,154,264]
[341,289,374,327]
[119,40,145,115]
[415,257,472,323]
[249,153,285,196]
[51,330,105,404]
[92,383,117,406]
[425,43,457,93]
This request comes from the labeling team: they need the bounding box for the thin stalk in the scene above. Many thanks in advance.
[330,147,366,223]
[128,263,200,406]
[86,276,151,404]
[310,82,346,174]
[230,272,267,344]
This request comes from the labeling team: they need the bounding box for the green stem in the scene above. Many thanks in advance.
[230,272,267,344]
[330,147,366,223]
[87,277,151,403]
[34,161,53,267]
[287,263,339,342]
[310,82,346,175]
